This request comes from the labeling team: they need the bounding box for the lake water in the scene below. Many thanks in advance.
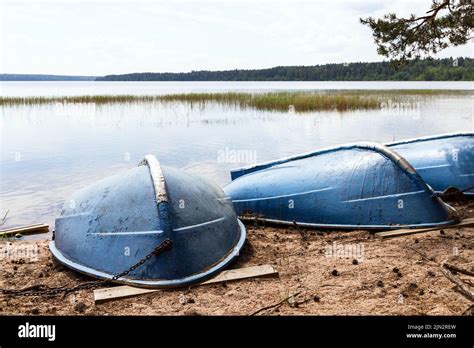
[0,81,473,233]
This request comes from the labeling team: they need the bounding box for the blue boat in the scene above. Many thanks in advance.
[387,133,474,197]
[224,143,458,230]
[50,155,246,288]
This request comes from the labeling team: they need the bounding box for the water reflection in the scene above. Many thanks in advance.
[0,90,473,232]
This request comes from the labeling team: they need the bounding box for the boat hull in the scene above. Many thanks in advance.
[50,155,246,288]
[224,143,457,230]
[388,133,474,197]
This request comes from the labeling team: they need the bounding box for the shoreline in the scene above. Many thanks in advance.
[1,201,472,316]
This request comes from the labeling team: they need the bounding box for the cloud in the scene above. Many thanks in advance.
[1,0,472,75]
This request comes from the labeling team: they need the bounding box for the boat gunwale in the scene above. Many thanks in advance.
[230,133,474,182]
[238,216,457,231]
[386,132,474,147]
[230,142,420,183]
[49,220,247,288]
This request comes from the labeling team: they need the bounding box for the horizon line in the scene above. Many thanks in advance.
[2,56,472,78]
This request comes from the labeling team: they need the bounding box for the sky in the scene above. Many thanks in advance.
[1,0,472,76]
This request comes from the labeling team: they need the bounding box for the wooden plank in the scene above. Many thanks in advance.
[0,223,49,238]
[199,264,276,284]
[94,264,278,303]
[95,287,155,303]
[376,218,474,239]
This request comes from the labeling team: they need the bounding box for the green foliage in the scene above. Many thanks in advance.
[360,0,473,63]
[96,58,473,81]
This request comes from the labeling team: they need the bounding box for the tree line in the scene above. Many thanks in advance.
[96,57,473,81]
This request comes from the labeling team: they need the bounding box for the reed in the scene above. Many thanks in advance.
[0,95,156,106]
[1,90,471,111]
[249,93,380,111]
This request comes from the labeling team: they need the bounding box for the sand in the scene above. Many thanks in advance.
[1,202,473,316]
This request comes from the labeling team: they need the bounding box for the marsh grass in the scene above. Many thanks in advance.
[0,95,156,106]
[0,92,380,112]
[319,89,472,96]
[252,93,380,111]
[1,90,471,112]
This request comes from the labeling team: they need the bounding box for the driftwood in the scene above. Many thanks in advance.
[406,246,433,262]
[375,217,474,239]
[440,260,474,302]
[444,262,474,277]
[462,304,474,316]
[250,292,301,316]
[0,223,49,238]
[250,290,321,316]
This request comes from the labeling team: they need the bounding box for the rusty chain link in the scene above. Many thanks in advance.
[0,239,172,297]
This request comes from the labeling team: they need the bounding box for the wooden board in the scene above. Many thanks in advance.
[0,223,49,238]
[375,218,474,239]
[94,264,278,303]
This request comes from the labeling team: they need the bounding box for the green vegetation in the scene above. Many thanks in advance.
[0,95,153,106]
[0,92,380,111]
[2,58,472,82]
[361,1,473,63]
[243,93,380,112]
[158,92,381,111]
[96,58,474,81]
[1,90,472,112]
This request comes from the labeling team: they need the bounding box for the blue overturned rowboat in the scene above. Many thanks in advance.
[224,143,458,230]
[387,133,474,197]
[50,155,246,288]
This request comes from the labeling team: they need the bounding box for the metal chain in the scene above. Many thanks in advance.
[0,239,172,297]
[111,239,172,281]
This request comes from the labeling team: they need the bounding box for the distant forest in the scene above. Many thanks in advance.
[0,74,96,81]
[2,58,472,81]
[97,57,473,81]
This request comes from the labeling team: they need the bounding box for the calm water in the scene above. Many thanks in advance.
[1,81,473,232]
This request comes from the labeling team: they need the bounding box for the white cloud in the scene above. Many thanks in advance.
[1,0,472,75]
